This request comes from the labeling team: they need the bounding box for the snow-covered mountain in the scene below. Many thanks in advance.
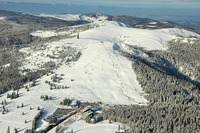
[22,19,199,105]
[0,12,200,133]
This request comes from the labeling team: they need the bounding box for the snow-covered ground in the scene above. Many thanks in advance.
[31,27,77,38]
[32,21,200,50]
[0,17,5,21]
[19,20,200,107]
[31,30,66,38]
[49,115,128,133]
[0,15,200,132]
[37,14,81,21]
[37,13,108,23]
[31,14,107,38]
[149,22,157,25]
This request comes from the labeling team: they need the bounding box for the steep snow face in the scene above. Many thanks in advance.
[115,43,150,59]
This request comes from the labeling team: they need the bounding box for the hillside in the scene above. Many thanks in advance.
[0,11,200,133]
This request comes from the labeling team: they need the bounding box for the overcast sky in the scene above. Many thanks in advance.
[1,0,200,9]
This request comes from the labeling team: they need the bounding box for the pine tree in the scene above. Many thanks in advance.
[118,125,120,131]
[21,103,24,107]
[7,93,10,98]
[123,124,126,131]
[71,129,73,133]
[6,126,10,133]
[31,80,36,87]
[50,97,52,100]
[77,33,79,39]
[17,89,19,96]
[14,128,17,133]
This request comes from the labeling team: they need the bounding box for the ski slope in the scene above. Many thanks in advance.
[19,20,200,106]
[1,15,200,132]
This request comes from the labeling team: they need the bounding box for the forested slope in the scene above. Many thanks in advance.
[102,39,200,133]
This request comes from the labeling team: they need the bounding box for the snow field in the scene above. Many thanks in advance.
[19,20,200,106]
[0,87,43,132]
[49,115,128,133]
[1,16,200,132]
[37,14,81,21]
[0,17,5,20]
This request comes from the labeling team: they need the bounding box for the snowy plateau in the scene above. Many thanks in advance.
[0,14,200,133]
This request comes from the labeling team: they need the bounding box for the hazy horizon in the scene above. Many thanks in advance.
[0,1,200,25]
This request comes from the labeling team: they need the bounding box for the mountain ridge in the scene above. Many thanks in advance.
[0,10,200,133]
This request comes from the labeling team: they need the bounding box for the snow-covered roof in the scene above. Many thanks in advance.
[71,99,79,106]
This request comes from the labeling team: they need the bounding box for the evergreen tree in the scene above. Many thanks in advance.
[118,125,120,131]
[17,89,19,96]
[4,100,7,105]
[77,33,79,39]
[6,126,10,133]
[7,93,10,98]
[14,128,17,133]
